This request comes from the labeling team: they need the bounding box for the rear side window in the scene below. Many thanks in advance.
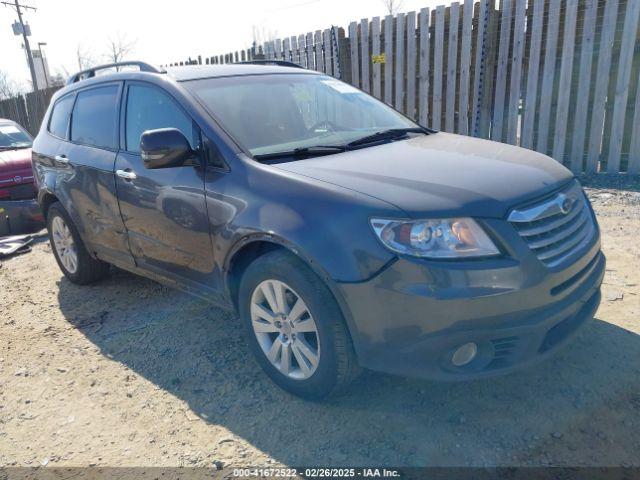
[125,84,194,153]
[71,85,119,149]
[48,95,74,139]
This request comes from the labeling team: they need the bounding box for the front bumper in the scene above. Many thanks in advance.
[0,198,45,237]
[338,234,604,381]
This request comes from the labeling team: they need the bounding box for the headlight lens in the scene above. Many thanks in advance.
[370,217,500,258]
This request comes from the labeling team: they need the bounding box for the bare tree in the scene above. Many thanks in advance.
[48,72,66,87]
[0,70,23,100]
[105,33,137,69]
[381,0,404,15]
[76,44,96,71]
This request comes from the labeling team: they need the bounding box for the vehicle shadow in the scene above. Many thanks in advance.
[56,269,640,467]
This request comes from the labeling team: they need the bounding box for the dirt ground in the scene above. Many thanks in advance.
[1,176,639,468]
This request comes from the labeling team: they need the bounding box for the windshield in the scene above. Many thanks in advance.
[0,123,32,150]
[183,73,419,157]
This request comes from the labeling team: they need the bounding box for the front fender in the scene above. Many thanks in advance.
[222,232,370,355]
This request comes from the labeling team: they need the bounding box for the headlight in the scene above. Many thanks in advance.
[370,217,500,258]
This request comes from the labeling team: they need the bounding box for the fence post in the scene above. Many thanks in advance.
[384,14,394,105]
[314,31,323,72]
[349,21,360,87]
[506,0,526,145]
[606,0,640,173]
[433,6,445,130]
[406,11,417,120]
[491,0,513,142]
[360,19,370,93]
[323,29,333,75]
[445,3,460,132]
[471,0,490,137]
[629,70,640,174]
[521,0,545,150]
[418,7,430,127]
[333,28,344,79]
[586,0,619,173]
[371,17,382,99]
[458,0,473,135]
[394,13,406,113]
[551,0,579,165]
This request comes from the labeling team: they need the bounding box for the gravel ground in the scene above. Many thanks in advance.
[1,177,639,468]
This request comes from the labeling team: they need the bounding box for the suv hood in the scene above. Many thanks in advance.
[275,132,573,218]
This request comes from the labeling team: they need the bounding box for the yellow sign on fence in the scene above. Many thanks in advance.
[372,54,386,64]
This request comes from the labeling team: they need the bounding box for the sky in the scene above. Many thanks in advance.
[1,0,443,90]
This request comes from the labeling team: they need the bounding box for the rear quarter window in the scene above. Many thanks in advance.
[48,95,75,139]
[71,85,119,149]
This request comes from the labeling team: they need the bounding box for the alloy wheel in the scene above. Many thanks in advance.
[250,279,320,380]
[51,216,78,274]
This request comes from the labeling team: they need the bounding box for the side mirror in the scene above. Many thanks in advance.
[140,128,197,169]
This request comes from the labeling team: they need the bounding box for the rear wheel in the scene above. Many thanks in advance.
[47,202,110,284]
[238,250,359,399]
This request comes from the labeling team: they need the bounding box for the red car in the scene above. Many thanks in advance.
[0,118,44,236]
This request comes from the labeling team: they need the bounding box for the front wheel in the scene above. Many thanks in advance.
[238,250,359,399]
[47,202,110,285]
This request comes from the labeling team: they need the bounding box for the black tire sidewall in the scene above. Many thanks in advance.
[239,252,346,399]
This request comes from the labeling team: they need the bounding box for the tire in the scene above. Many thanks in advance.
[46,202,110,285]
[238,249,360,399]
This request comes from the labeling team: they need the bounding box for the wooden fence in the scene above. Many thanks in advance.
[0,87,60,136]
[3,0,639,174]
[171,0,640,174]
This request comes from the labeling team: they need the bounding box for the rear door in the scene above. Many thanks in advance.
[46,84,135,268]
[114,81,215,287]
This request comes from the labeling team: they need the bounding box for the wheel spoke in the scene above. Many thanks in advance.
[251,303,275,323]
[291,342,312,376]
[266,336,283,363]
[280,342,292,375]
[295,338,318,368]
[67,255,75,272]
[272,281,287,313]
[260,282,279,313]
[295,318,316,333]
[252,319,279,333]
[288,298,307,323]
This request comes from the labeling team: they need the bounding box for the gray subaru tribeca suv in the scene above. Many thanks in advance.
[32,61,604,398]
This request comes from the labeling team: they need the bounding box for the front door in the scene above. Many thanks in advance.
[114,82,215,287]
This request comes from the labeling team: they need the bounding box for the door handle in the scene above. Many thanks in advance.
[116,169,137,180]
[54,155,70,165]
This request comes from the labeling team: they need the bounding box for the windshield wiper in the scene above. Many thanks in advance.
[253,145,347,161]
[346,127,430,148]
[0,144,31,151]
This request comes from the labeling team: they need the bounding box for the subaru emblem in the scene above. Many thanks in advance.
[559,195,574,214]
[14,175,22,184]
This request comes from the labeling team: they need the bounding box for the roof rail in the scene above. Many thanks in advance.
[237,60,305,69]
[66,61,164,85]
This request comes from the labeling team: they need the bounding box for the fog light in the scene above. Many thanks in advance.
[452,342,478,366]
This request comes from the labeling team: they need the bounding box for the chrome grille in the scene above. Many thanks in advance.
[508,182,596,268]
